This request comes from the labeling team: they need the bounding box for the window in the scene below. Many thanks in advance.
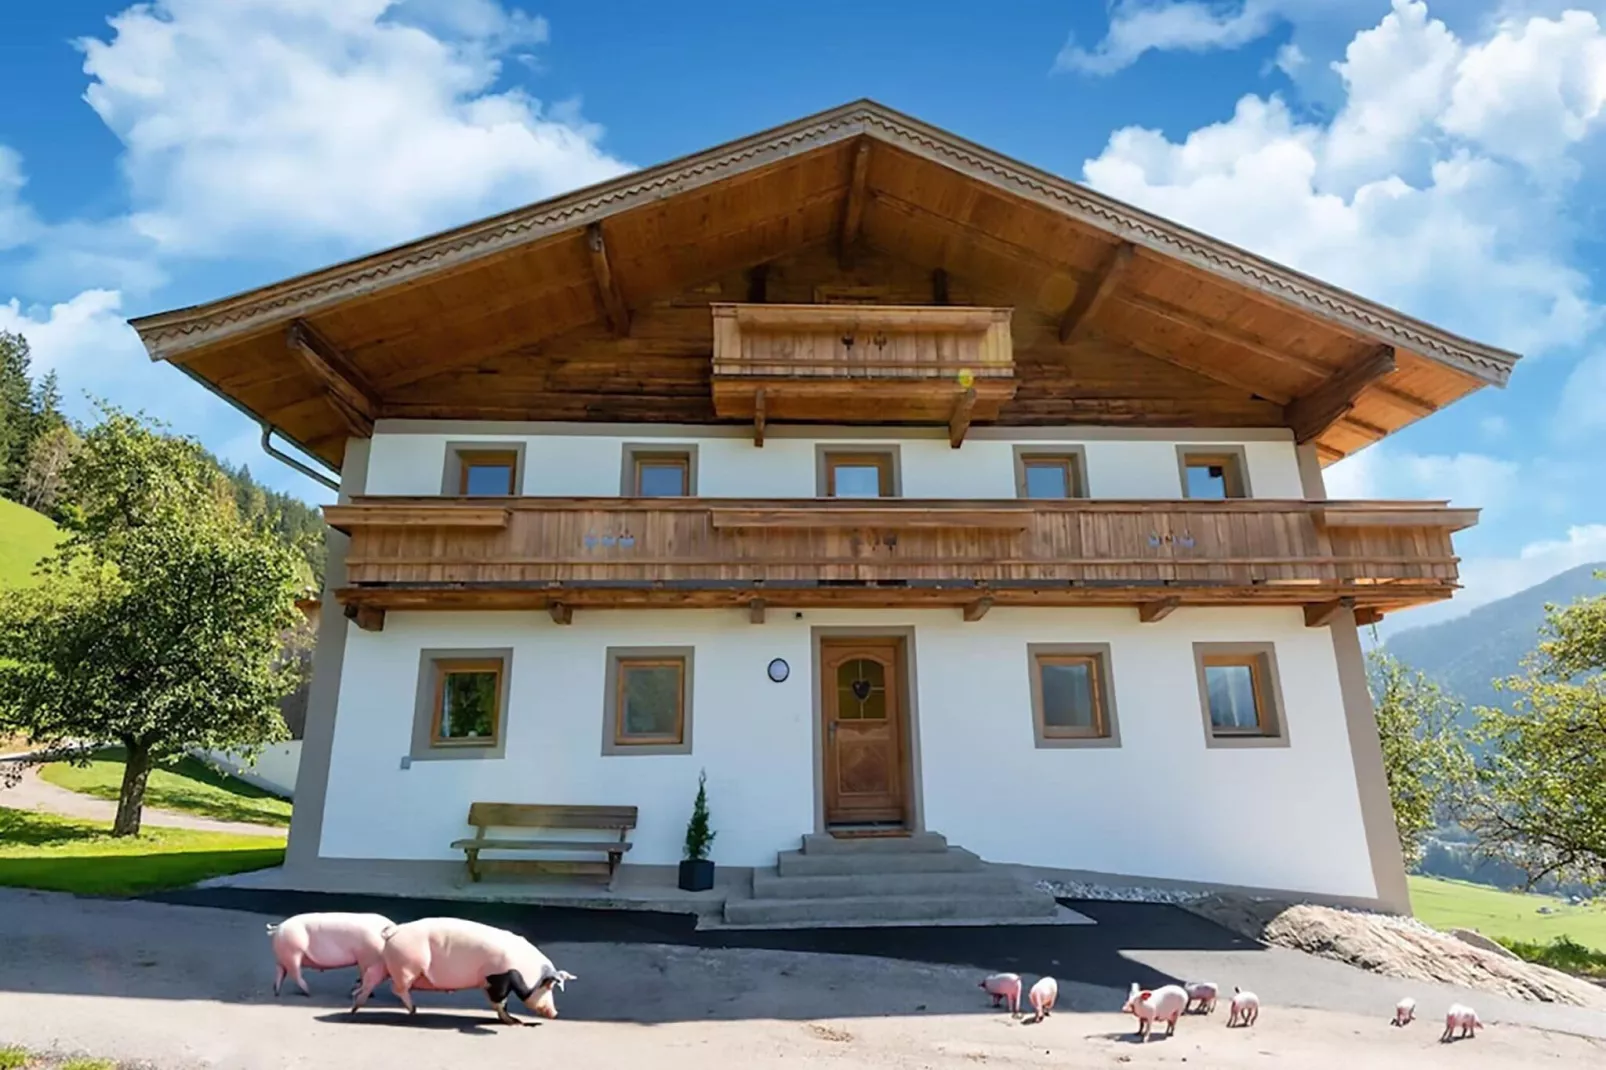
[620,444,697,496]
[409,648,512,761]
[443,443,523,496]
[1015,449,1086,499]
[1026,643,1121,748]
[822,451,896,498]
[1178,448,1249,499]
[1193,643,1287,747]
[602,647,695,755]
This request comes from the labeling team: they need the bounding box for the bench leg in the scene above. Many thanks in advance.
[466,849,482,883]
[606,852,622,890]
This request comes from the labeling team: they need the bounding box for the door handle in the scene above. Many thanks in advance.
[828,722,839,738]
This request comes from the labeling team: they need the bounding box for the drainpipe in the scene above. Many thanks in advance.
[260,422,340,493]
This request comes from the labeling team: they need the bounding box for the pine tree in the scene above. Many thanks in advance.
[0,331,32,496]
[683,769,716,861]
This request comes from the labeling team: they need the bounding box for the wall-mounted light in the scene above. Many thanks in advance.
[767,658,790,683]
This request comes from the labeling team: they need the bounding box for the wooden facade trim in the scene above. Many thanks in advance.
[1285,346,1398,444]
[324,504,511,533]
[585,223,630,337]
[708,506,1032,530]
[1138,597,1180,623]
[1304,597,1356,628]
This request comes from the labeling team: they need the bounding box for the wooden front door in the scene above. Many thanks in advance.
[821,638,908,827]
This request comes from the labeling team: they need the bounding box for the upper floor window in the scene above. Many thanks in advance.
[1179,448,1249,499]
[622,445,696,497]
[1015,450,1086,500]
[822,451,896,498]
[447,446,520,496]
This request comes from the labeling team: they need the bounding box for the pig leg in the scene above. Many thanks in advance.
[349,963,388,1014]
[273,964,287,997]
[286,957,311,997]
[485,970,533,1027]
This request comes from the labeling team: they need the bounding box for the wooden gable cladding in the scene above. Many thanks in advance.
[330,495,1473,620]
[709,302,1016,439]
[131,101,1518,470]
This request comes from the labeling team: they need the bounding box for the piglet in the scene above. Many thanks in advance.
[354,917,575,1025]
[1226,987,1260,1028]
[979,972,1023,1016]
[1440,1003,1482,1042]
[266,912,394,998]
[1184,981,1218,1014]
[1393,997,1416,1026]
[1028,976,1058,1023]
[1122,982,1187,1042]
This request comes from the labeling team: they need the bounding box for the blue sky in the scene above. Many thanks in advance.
[0,0,1603,631]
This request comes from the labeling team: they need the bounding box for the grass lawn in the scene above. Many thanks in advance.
[1409,875,1606,952]
[0,498,62,589]
[0,806,283,896]
[39,748,292,828]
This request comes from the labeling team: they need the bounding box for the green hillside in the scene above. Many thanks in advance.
[0,499,61,588]
[1410,875,1606,951]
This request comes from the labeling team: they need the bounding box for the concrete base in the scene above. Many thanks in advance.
[997,862,1401,914]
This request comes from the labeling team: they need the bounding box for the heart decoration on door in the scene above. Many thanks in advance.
[851,679,872,701]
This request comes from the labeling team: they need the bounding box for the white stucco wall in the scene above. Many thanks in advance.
[194,741,301,798]
[362,424,1306,501]
[319,605,1376,900]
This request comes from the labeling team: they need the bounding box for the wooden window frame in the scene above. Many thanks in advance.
[409,648,512,762]
[602,646,695,756]
[1192,642,1289,748]
[1177,446,1251,500]
[1026,642,1121,749]
[620,443,698,497]
[819,449,899,498]
[1014,447,1088,500]
[442,442,524,497]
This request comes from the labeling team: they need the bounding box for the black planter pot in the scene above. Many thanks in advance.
[678,858,715,892]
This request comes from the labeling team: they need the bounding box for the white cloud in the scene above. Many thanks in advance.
[0,147,40,251]
[1385,523,1606,630]
[1079,2,1605,356]
[74,0,632,254]
[1271,41,1306,76]
[1322,446,1519,515]
[1056,0,1287,75]
[1479,414,1508,439]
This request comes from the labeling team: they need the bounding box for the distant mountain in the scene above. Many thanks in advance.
[1385,562,1606,717]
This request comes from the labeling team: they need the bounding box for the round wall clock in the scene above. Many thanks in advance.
[767,658,790,683]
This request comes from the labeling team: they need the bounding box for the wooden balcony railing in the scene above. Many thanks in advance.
[709,304,1017,441]
[326,497,1476,629]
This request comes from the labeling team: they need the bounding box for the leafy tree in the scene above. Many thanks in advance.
[1462,582,1606,889]
[0,409,303,835]
[19,424,79,514]
[1366,646,1470,867]
[0,331,32,493]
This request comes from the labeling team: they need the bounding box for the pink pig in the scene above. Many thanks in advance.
[1122,982,1187,1042]
[1028,976,1058,1022]
[979,972,1023,1016]
[353,917,575,1025]
[267,912,394,998]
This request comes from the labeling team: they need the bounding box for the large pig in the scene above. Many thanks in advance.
[353,918,576,1025]
[266,912,394,997]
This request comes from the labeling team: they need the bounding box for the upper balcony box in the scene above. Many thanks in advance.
[710,303,1016,442]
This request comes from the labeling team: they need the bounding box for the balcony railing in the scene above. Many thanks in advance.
[326,497,1475,623]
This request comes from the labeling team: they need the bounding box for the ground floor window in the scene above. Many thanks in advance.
[602,646,695,755]
[1193,642,1287,747]
[1026,643,1121,748]
[409,648,513,761]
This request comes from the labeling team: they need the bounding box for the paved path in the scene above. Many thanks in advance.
[0,759,286,838]
[0,889,1601,1070]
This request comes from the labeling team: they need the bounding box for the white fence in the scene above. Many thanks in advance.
[191,741,302,799]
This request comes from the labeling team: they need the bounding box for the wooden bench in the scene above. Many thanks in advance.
[450,803,637,884]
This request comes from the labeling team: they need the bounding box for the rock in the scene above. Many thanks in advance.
[1450,928,1519,960]
[1185,894,1606,1009]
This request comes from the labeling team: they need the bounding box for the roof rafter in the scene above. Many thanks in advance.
[1285,345,1397,444]
[838,140,872,268]
[1058,241,1133,344]
[586,223,631,337]
[285,321,380,437]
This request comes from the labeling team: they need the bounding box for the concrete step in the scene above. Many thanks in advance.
[722,889,1059,927]
[800,831,949,855]
[775,847,984,877]
[752,867,1021,900]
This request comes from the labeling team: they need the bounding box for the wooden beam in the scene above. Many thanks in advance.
[948,387,978,448]
[343,603,385,632]
[1093,330,1292,404]
[838,140,871,268]
[1354,606,1384,627]
[963,596,993,622]
[1058,242,1134,344]
[1316,442,1345,464]
[1284,346,1397,444]
[1138,597,1180,623]
[746,263,768,304]
[752,388,766,448]
[749,598,766,624]
[932,268,950,306]
[1304,597,1356,628]
[585,223,630,337]
[286,321,380,437]
[548,602,573,626]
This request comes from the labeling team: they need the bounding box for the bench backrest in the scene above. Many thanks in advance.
[466,802,638,831]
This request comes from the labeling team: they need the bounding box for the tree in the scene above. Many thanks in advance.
[19,424,79,514]
[0,409,304,835]
[0,331,32,494]
[1366,646,1470,867]
[1462,581,1606,889]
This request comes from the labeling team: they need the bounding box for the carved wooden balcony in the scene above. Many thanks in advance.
[709,303,1017,444]
[325,497,1477,629]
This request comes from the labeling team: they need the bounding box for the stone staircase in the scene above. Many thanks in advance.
[718,831,1061,928]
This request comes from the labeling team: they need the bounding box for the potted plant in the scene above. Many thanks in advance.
[678,769,717,892]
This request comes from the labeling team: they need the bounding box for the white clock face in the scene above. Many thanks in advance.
[767,658,790,683]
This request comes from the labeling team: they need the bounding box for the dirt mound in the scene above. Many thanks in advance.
[1187,894,1606,1008]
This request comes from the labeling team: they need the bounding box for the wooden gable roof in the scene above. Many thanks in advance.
[130,100,1519,471]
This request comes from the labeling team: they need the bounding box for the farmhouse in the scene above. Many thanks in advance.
[130,101,1516,923]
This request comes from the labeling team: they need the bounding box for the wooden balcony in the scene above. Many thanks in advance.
[326,497,1476,630]
[709,303,1016,444]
